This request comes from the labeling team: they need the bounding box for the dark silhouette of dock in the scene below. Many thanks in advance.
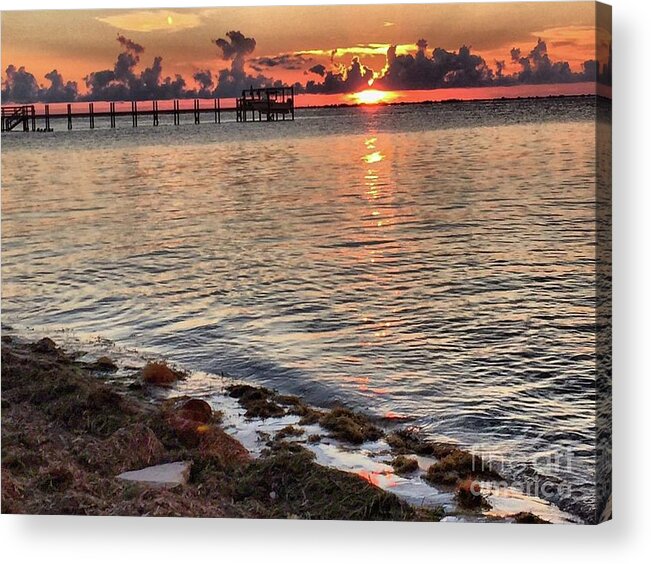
[1,86,295,133]
[236,86,295,122]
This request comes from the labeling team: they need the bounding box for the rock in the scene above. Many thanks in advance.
[142,362,181,386]
[199,427,251,468]
[31,337,59,354]
[116,461,192,488]
[178,399,212,423]
[164,398,213,446]
[94,356,118,372]
[455,478,490,510]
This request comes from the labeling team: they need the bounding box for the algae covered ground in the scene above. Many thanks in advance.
[0,335,440,520]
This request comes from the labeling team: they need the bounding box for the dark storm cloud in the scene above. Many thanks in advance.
[1,64,79,103]
[510,38,572,84]
[83,35,194,100]
[113,51,140,82]
[308,64,327,77]
[495,60,506,79]
[213,31,256,61]
[1,32,611,104]
[2,30,286,102]
[211,30,282,97]
[373,41,494,91]
[42,69,78,102]
[1,65,40,102]
[116,34,144,54]
[305,57,373,94]
[303,37,611,94]
[250,53,312,72]
[193,69,214,96]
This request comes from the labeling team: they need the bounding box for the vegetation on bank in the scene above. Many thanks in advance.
[1,335,548,523]
[0,336,433,519]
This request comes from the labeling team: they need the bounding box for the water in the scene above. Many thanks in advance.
[1,97,604,519]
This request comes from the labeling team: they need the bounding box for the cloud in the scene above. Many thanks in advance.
[510,38,573,84]
[42,69,78,102]
[370,40,494,90]
[305,36,611,94]
[1,64,78,103]
[96,10,202,33]
[308,64,326,77]
[193,69,214,96]
[83,34,186,100]
[305,56,373,94]
[116,34,144,54]
[211,31,281,97]
[1,32,611,104]
[1,65,40,103]
[249,53,312,72]
[213,31,256,62]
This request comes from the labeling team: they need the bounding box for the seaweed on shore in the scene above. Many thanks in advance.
[226,384,286,419]
[2,341,138,438]
[234,442,432,521]
[386,428,503,486]
[386,427,458,458]
[455,478,491,510]
[424,449,502,486]
[318,406,384,444]
[275,425,304,440]
[510,512,551,524]
[141,361,186,387]
[391,455,419,475]
[2,337,442,520]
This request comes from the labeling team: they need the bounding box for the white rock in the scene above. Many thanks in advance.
[116,461,192,488]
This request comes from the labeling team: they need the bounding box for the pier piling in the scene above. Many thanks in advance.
[193,99,200,124]
[173,100,180,125]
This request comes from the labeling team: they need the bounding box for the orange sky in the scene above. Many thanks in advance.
[1,2,610,103]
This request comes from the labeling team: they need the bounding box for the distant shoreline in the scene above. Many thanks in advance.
[0,91,611,114]
[300,92,610,110]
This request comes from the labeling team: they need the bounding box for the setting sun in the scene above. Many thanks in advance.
[349,89,396,105]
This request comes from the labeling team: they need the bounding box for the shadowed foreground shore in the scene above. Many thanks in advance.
[1,334,557,522]
[1,335,442,519]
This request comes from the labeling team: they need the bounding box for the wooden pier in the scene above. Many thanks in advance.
[1,105,37,132]
[1,86,295,133]
[236,86,295,122]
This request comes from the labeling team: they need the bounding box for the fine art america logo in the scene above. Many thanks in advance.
[468,430,575,501]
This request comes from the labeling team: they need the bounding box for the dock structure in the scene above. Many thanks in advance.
[1,87,294,133]
[1,105,37,132]
[236,86,295,122]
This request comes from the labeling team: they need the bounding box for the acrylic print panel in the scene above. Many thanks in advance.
[0,1,611,524]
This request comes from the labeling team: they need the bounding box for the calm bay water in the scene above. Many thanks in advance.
[1,97,602,517]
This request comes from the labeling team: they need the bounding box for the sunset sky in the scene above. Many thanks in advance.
[1,2,611,105]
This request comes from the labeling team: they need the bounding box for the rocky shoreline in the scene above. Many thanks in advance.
[1,334,566,522]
